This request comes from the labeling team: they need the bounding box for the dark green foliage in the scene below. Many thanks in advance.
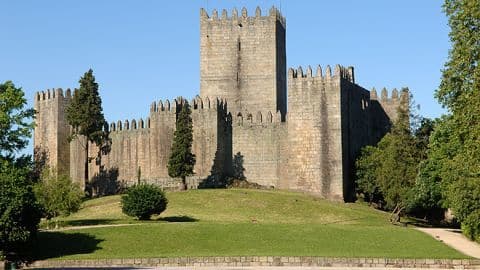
[406,118,443,219]
[65,69,108,194]
[355,146,382,204]
[445,178,480,237]
[422,0,480,240]
[66,69,107,146]
[121,184,168,220]
[168,99,195,189]
[0,81,34,162]
[355,94,422,221]
[0,81,41,258]
[436,0,480,112]
[34,170,83,221]
[0,163,42,257]
[462,209,480,242]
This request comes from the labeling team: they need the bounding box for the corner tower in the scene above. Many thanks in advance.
[200,6,286,118]
[34,88,71,176]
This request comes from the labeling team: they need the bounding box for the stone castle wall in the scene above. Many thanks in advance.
[284,65,350,200]
[231,111,286,188]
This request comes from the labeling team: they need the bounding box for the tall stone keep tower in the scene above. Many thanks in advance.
[200,7,286,118]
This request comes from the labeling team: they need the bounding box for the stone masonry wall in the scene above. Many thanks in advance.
[232,111,285,187]
[199,7,287,117]
[65,97,229,192]
[190,97,231,182]
[339,77,372,201]
[285,65,350,200]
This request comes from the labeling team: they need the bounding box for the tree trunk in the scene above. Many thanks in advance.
[390,204,404,224]
[84,140,90,196]
[182,176,187,191]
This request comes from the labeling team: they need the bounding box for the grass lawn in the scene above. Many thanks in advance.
[27,189,468,260]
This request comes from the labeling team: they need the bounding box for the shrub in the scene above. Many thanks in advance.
[121,184,168,220]
[34,170,83,227]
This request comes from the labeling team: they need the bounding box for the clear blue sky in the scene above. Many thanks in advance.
[1,1,450,154]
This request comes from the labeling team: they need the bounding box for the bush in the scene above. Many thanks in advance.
[121,184,168,220]
[34,170,83,227]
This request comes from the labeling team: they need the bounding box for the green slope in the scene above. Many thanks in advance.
[29,189,468,259]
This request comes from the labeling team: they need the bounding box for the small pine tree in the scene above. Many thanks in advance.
[168,99,195,190]
[66,69,107,195]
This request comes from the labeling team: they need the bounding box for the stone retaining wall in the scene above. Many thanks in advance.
[25,256,480,269]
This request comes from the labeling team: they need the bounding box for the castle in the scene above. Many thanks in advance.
[34,6,407,201]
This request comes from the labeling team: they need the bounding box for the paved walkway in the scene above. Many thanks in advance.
[416,227,480,259]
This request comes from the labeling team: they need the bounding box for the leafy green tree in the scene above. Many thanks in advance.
[0,81,34,163]
[34,169,83,228]
[66,69,107,195]
[355,146,382,204]
[168,99,195,190]
[356,94,421,222]
[407,119,444,221]
[424,0,480,239]
[0,164,41,260]
[121,184,168,220]
[0,81,41,259]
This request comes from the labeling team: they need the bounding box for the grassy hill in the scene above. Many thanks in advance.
[28,189,468,260]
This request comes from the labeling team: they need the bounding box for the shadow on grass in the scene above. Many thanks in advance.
[63,219,123,227]
[157,215,198,222]
[26,231,103,261]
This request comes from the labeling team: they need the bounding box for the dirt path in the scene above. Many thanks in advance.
[416,227,480,259]
[40,223,142,231]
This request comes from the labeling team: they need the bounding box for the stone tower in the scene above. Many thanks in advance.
[33,89,71,176]
[199,7,287,118]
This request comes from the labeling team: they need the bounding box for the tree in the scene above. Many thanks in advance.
[426,0,480,239]
[0,164,41,260]
[355,146,382,204]
[167,99,195,190]
[121,184,168,220]
[34,169,83,228]
[0,81,34,163]
[0,81,41,259]
[406,118,445,221]
[66,69,107,195]
[356,92,421,222]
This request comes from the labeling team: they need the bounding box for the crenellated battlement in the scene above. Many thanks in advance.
[200,6,285,26]
[35,88,77,101]
[149,96,227,113]
[234,110,282,126]
[110,117,151,132]
[288,64,354,83]
[370,87,409,103]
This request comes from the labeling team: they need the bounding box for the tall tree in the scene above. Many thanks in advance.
[427,0,480,240]
[0,81,41,260]
[66,69,107,195]
[168,99,195,190]
[0,81,34,163]
[356,91,422,222]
